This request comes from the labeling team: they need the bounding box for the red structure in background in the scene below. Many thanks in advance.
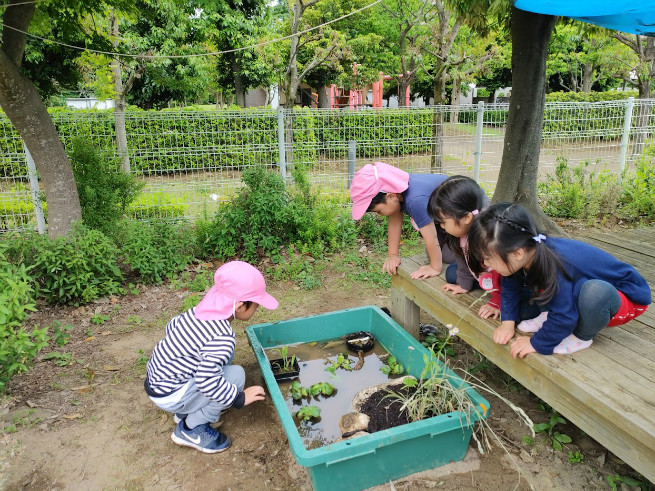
[327,66,411,109]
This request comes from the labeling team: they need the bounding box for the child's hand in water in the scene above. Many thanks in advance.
[243,386,266,405]
[442,283,469,295]
[410,265,441,279]
[382,255,402,275]
[478,303,500,319]
[493,322,515,344]
[510,336,536,359]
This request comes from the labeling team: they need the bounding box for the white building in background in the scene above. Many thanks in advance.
[65,98,115,110]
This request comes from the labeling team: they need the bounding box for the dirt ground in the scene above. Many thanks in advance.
[0,251,649,491]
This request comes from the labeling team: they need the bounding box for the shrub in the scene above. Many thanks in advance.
[620,146,655,219]
[116,219,197,284]
[0,241,46,392]
[538,158,622,223]
[127,192,187,220]
[9,225,124,305]
[69,139,143,234]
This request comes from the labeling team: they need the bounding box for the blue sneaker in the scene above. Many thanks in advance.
[171,421,231,454]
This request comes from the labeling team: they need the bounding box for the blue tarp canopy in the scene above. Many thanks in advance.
[513,0,655,36]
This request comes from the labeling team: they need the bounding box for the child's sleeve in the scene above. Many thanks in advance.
[195,336,240,405]
[455,255,477,291]
[499,275,522,322]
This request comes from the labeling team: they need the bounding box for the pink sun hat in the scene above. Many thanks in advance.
[350,162,410,220]
[195,261,278,321]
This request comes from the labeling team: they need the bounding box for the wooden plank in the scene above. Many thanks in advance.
[391,256,655,483]
[583,230,655,258]
[391,286,420,340]
[577,236,655,277]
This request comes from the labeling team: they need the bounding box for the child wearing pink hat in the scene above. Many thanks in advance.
[350,162,449,279]
[144,261,278,453]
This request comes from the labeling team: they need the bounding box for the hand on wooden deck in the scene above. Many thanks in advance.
[442,283,469,295]
[510,336,536,359]
[410,264,441,279]
[382,255,402,275]
[478,303,500,319]
[493,322,515,344]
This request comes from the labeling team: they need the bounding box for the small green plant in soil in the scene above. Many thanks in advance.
[290,381,335,400]
[272,346,297,373]
[296,405,321,421]
[136,349,150,366]
[421,331,455,357]
[127,315,143,325]
[568,450,584,463]
[607,474,644,491]
[42,351,78,367]
[91,313,110,325]
[51,321,72,347]
[325,353,353,373]
[380,355,405,375]
[533,410,572,451]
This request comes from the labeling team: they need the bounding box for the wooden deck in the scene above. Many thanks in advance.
[390,227,655,482]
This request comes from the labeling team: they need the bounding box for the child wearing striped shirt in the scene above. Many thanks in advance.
[144,261,278,453]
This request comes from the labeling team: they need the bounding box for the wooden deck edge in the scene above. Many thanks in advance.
[391,256,655,483]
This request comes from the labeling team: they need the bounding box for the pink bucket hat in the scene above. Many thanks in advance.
[350,162,410,220]
[195,261,278,321]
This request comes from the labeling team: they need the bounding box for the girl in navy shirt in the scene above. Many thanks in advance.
[468,203,651,357]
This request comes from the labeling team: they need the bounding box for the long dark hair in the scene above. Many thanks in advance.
[367,192,389,212]
[428,175,486,270]
[467,202,565,305]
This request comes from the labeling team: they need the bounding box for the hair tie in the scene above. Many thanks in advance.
[533,234,547,243]
[471,209,479,215]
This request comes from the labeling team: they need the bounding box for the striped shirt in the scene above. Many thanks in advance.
[146,308,239,405]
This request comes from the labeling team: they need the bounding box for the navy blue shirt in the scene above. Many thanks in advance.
[401,173,448,229]
[500,237,651,354]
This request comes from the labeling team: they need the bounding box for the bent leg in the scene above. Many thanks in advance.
[574,280,621,341]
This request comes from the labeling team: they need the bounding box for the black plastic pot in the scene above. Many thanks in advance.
[270,358,300,381]
[345,331,375,353]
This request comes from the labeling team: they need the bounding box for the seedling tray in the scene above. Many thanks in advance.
[247,306,490,491]
[269,358,300,381]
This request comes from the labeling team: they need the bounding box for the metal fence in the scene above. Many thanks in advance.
[2,97,654,233]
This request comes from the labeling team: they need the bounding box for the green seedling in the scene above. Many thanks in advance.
[90,313,110,325]
[136,349,149,366]
[128,283,140,295]
[607,474,643,491]
[272,346,297,373]
[42,351,77,367]
[533,410,572,451]
[290,381,335,400]
[325,353,353,373]
[523,435,535,446]
[296,405,320,421]
[51,321,72,347]
[127,315,143,325]
[568,450,584,463]
[380,355,405,375]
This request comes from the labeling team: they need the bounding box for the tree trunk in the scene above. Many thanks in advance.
[493,7,559,233]
[397,79,409,107]
[317,86,330,108]
[231,54,245,107]
[0,1,81,237]
[581,63,594,92]
[111,13,130,173]
[450,76,462,127]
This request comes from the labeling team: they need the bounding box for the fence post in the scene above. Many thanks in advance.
[619,97,635,177]
[24,143,46,234]
[473,101,484,183]
[277,106,287,180]
[347,140,356,188]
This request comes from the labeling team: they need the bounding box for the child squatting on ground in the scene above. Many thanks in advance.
[144,261,278,453]
[427,175,502,320]
[467,203,651,358]
[350,162,449,279]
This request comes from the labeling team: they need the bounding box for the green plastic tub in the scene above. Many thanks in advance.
[246,306,490,491]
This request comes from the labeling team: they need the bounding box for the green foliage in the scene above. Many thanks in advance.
[545,91,638,103]
[182,293,202,311]
[127,192,187,221]
[0,242,46,393]
[69,139,144,235]
[568,450,584,464]
[200,165,357,263]
[290,380,335,400]
[50,321,72,347]
[607,474,644,491]
[272,346,296,373]
[268,256,323,290]
[538,158,622,223]
[8,225,124,305]
[296,405,321,421]
[621,146,655,219]
[380,355,405,375]
[42,351,77,367]
[340,251,391,288]
[91,314,110,325]
[115,219,197,284]
[533,410,572,451]
[325,353,354,373]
